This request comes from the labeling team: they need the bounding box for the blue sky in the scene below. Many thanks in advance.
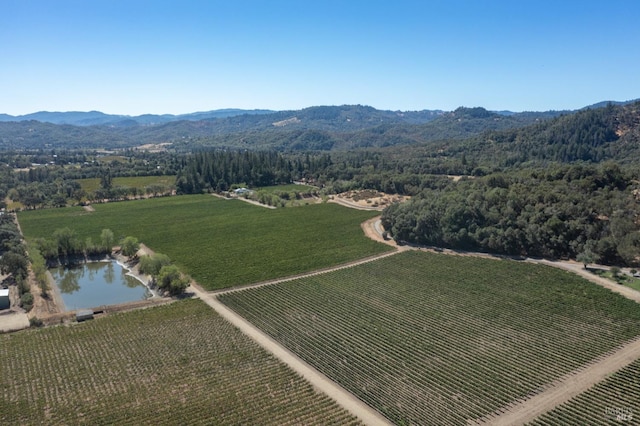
[2,0,639,115]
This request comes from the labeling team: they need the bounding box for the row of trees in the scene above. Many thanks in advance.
[0,213,34,310]
[33,228,116,262]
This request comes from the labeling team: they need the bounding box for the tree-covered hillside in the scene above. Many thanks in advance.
[0,105,559,151]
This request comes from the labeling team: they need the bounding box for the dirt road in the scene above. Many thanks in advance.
[363,217,640,303]
[363,215,640,424]
[537,259,640,303]
[329,197,384,211]
[477,335,640,425]
[190,284,392,426]
[214,250,399,296]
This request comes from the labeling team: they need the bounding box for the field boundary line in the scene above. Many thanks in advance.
[190,285,392,426]
[474,335,640,425]
[212,250,400,295]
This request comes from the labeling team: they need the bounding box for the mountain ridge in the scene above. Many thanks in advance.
[0,108,276,126]
[0,101,638,153]
[4,100,635,126]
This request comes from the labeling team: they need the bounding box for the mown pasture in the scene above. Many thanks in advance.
[530,357,640,425]
[219,250,640,425]
[76,174,176,193]
[0,299,361,425]
[18,195,388,289]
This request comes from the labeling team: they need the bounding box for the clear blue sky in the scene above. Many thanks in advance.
[2,0,639,115]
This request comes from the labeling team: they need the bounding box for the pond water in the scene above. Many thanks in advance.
[50,260,151,311]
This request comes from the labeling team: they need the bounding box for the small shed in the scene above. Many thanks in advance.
[76,309,94,322]
[0,289,9,310]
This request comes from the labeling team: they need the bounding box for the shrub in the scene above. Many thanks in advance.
[157,265,190,295]
[29,317,43,327]
[21,292,34,311]
[138,253,171,276]
[121,236,140,258]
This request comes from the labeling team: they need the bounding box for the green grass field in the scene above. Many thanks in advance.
[18,195,389,289]
[0,299,360,425]
[76,175,176,193]
[219,251,640,425]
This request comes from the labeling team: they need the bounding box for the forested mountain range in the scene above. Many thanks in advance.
[432,101,640,166]
[0,109,275,126]
[0,104,559,150]
[0,102,638,161]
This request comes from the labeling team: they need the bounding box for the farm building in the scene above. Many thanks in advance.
[0,289,9,310]
[76,309,94,322]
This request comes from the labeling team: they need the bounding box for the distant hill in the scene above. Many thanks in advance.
[581,99,639,110]
[0,109,275,126]
[435,101,640,165]
[0,101,637,153]
[0,105,445,150]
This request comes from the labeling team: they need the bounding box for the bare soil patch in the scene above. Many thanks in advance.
[135,142,172,152]
[330,190,410,211]
[0,311,30,332]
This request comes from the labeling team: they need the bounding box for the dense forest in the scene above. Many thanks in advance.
[382,163,640,265]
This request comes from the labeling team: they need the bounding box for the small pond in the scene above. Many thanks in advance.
[50,260,152,311]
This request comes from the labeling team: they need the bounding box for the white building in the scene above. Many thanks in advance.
[0,289,10,310]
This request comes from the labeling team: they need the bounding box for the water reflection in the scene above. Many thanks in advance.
[58,267,81,294]
[50,260,151,311]
[104,261,115,284]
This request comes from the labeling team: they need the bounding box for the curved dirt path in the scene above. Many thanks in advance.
[210,192,276,209]
[190,284,392,426]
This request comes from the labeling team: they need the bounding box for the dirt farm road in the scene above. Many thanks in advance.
[476,336,640,425]
[363,216,640,425]
[162,212,640,425]
[190,284,392,426]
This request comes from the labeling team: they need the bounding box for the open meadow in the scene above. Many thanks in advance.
[17,195,389,289]
[0,299,361,425]
[219,250,640,425]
